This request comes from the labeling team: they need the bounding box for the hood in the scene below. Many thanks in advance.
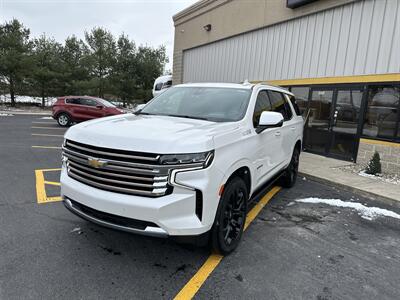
[65,114,238,153]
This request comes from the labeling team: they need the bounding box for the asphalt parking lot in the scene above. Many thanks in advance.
[1,114,400,300]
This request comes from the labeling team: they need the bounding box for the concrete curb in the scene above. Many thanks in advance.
[299,172,400,206]
[0,110,52,115]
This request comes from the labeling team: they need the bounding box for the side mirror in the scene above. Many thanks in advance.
[256,111,284,133]
[96,105,103,109]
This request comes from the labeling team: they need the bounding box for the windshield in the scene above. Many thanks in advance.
[140,86,252,122]
[96,98,116,108]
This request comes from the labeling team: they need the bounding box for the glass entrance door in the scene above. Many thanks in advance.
[305,89,334,155]
[304,87,363,161]
[329,88,363,161]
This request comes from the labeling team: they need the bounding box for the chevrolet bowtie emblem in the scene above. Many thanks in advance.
[88,157,108,169]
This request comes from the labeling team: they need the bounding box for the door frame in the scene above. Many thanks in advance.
[305,84,366,161]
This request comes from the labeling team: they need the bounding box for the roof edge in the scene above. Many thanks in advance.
[173,0,217,22]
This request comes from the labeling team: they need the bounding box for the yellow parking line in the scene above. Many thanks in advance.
[46,196,62,202]
[35,170,47,204]
[32,133,64,137]
[32,146,62,149]
[35,168,63,204]
[44,181,61,186]
[40,168,62,172]
[174,186,281,300]
[31,126,65,130]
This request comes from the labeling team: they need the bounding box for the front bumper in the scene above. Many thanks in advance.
[63,197,168,237]
[61,164,224,236]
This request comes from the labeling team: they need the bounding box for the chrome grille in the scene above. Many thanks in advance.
[62,139,171,197]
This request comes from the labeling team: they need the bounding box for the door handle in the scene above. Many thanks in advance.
[275,131,281,136]
[290,126,296,131]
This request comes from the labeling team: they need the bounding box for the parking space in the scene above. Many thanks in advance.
[1,114,400,299]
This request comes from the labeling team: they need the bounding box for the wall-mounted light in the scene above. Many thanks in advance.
[203,24,212,31]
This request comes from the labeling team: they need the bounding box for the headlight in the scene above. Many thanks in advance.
[159,150,214,168]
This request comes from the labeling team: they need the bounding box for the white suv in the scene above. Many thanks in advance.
[61,83,303,254]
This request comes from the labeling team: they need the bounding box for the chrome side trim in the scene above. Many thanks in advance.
[63,198,168,237]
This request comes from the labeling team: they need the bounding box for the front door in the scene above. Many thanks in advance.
[329,88,364,161]
[304,87,363,161]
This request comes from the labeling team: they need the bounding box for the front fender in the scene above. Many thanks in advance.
[215,158,255,195]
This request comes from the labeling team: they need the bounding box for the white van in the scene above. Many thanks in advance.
[152,75,172,97]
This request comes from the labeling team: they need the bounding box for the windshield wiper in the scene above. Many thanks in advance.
[164,114,210,121]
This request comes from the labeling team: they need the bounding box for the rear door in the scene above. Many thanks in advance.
[267,90,294,166]
[65,98,87,121]
[81,98,105,120]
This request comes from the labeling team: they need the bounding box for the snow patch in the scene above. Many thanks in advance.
[0,113,14,116]
[0,94,57,106]
[40,117,54,120]
[296,197,400,221]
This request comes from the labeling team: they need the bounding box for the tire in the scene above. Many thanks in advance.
[57,113,71,127]
[280,147,300,188]
[211,177,248,255]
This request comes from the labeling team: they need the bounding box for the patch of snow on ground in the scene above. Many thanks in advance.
[358,170,400,185]
[40,117,54,120]
[296,197,400,221]
[0,94,57,106]
[0,113,14,116]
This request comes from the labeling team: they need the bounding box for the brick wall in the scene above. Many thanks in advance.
[357,139,400,175]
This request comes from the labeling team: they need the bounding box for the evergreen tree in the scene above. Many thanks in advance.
[31,34,63,107]
[136,45,168,101]
[60,35,91,95]
[0,19,32,106]
[112,34,137,107]
[365,151,382,175]
[85,27,116,98]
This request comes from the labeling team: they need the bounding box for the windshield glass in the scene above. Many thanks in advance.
[141,86,252,122]
[96,98,116,107]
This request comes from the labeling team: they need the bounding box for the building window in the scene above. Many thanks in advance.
[362,85,400,140]
[290,86,309,115]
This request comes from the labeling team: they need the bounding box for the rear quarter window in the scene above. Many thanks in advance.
[288,94,302,116]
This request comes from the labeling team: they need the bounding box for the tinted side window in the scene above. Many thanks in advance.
[164,80,172,89]
[253,90,272,127]
[66,98,81,105]
[81,98,98,107]
[155,82,163,91]
[288,94,301,116]
[268,91,291,121]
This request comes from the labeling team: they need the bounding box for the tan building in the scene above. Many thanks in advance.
[172,0,400,174]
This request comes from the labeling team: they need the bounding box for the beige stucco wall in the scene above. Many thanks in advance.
[173,0,358,84]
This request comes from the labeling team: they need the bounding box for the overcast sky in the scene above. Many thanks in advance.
[0,0,198,71]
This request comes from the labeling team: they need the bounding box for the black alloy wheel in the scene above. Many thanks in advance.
[281,147,300,188]
[211,177,248,255]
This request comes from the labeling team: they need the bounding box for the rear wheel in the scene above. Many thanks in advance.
[211,177,248,255]
[280,147,300,188]
[57,113,71,127]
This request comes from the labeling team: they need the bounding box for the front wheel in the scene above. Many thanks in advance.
[211,177,248,255]
[280,147,300,188]
[57,113,71,127]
